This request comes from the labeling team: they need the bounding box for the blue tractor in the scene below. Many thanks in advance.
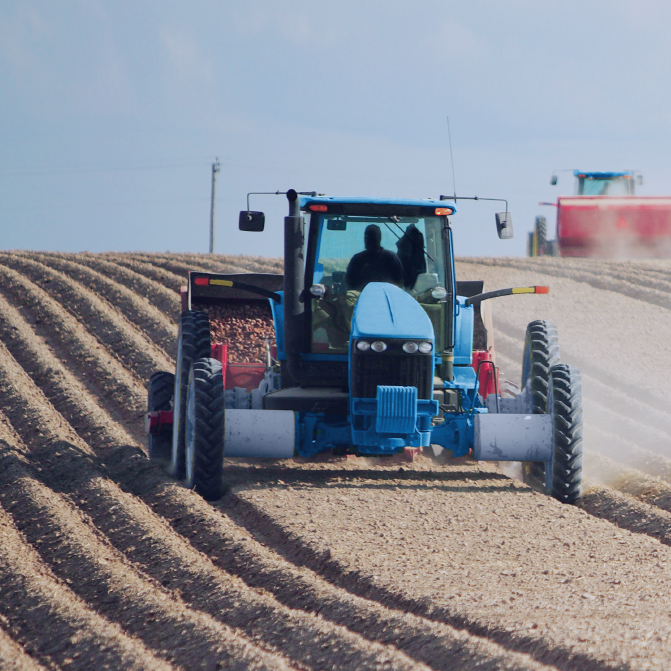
[146,190,583,504]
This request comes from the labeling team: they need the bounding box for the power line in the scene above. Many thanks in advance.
[0,195,209,213]
[0,159,216,179]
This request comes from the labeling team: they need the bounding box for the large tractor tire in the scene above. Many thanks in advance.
[534,216,547,255]
[147,371,174,461]
[521,320,560,488]
[546,364,583,503]
[170,311,211,479]
[185,358,225,501]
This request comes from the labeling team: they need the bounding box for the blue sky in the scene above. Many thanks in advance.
[2,1,670,257]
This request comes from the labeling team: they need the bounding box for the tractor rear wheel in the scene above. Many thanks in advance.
[534,216,547,255]
[521,320,560,489]
[170,311,211,479]
[185,358,225,501]
[147,371,174,461]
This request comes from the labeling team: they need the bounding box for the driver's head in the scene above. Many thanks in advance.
[364,224,382,251]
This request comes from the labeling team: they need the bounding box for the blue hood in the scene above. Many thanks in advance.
[351,283,434,340]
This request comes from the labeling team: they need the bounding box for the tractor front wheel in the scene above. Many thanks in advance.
[185,358,225,501]
[170,311,211,479]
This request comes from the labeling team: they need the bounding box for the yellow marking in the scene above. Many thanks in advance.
[210,279,234,287]
[511,287,535,294]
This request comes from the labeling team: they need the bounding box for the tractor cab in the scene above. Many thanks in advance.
[573,171,636,196]
[300,196,455,360]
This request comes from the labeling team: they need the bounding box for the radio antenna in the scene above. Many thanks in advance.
[447,116,457,201]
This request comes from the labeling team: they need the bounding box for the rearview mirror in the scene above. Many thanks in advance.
[327,218,347,231]
[495,212,514,239]
[239,210,265,232]
[550,175,558,186]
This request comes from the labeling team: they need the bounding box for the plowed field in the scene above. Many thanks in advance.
[0,252,670,670]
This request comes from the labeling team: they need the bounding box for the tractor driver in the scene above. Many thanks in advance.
[346,224,404,291]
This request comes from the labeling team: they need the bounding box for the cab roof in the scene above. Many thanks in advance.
[299,195,457,217]
[573,170,633,179]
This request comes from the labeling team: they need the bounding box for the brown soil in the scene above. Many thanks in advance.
[0,252,670,670]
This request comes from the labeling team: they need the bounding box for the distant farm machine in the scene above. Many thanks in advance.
[528,170,671,257]
[147,190,583,503]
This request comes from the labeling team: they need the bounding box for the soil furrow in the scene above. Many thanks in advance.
[584,453,671,516]
[0,254,172,382]
[21,253,177,359]
[0,265,146,438]
[118,469,557,671]
[577,483,671,547]
[568,260,671,295]
[139,253,282,276]
[170,253,283,275]
[489,313,671,426]
[75,254,181,322]
[101,255,185,294]
[459,256,671,313]
[0,275,433,671]
[0,496,172,671]
[131,255,251,279]
[494,321,671,472]
[0,419,170,671]
[54,462,431,671]
[0,624,46,671]
[0,343,296,671]
[0,456,295,671]
[227,464,671,671]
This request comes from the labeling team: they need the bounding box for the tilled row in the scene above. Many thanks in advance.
[229,461,671,671]
[103,254,187,293]
[0,254,173,382]
[76,253,181,321]
[0,264,146,439]
[0,420,172,671]
[19,252,178,358]
[459,257,671,313]
[0,263,438,670]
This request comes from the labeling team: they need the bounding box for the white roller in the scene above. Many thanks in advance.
[224,409,296,458]
[474,413,553,461]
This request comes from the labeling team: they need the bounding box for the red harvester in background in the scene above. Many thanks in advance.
[529,170,671,258]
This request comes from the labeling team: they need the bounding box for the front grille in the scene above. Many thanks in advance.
[351,345,432,399]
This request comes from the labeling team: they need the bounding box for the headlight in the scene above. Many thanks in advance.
[356,341,370,351]
[371,341,387,352]
[431,286,448,300]
[402,342,419,353]
[418,341,433,354]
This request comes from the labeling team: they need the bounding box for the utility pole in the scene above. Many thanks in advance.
[209,159,220,254]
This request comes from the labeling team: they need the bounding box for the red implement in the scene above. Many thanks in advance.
[211,341,267,392]
[472,350,499,399]
[558,196,671,257]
